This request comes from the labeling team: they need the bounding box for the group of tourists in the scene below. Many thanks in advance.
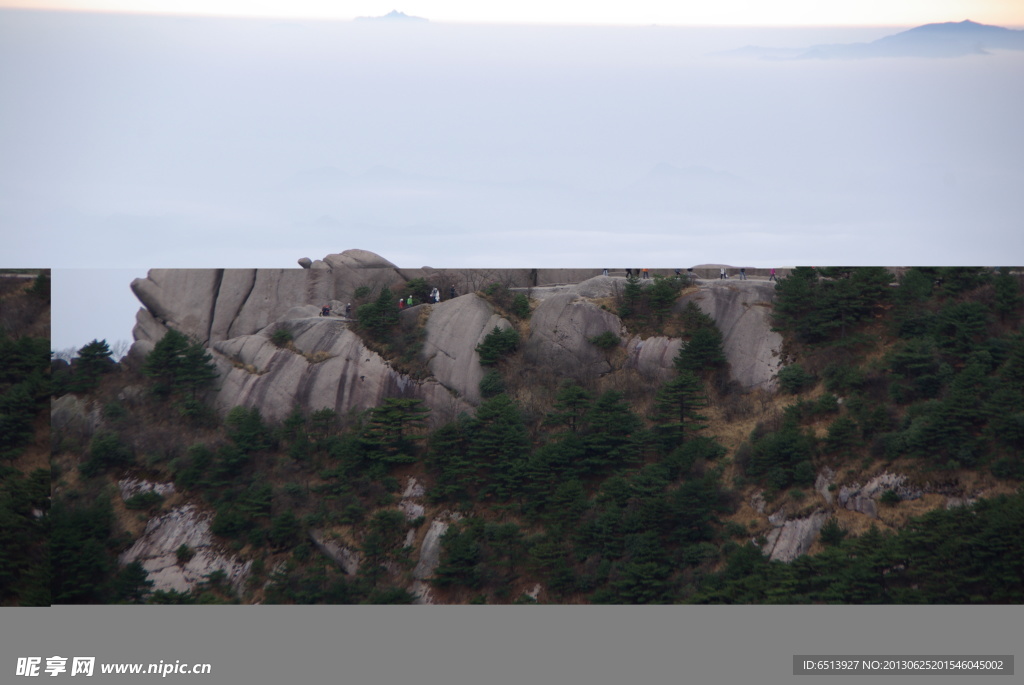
[399,286,451,309]
[622,268,654,279]
[717,267,778,281]
[319,284,461,320]
[319,303,354,318]
[609,267,776,281]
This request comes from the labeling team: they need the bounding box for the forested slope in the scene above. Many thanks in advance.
[0,272,51,606]
[48,267,1024,604]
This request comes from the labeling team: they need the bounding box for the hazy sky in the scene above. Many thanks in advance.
[1,9,1022,351]
[5,0,1024,26]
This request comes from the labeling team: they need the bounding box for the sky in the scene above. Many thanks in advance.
[1,6,1022,352]
[4,0,1024,27]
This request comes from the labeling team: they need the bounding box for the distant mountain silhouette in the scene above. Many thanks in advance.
[716,20,1024,60]
[354,10,428,22]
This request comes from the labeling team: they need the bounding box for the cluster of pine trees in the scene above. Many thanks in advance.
[769,266,1024,478]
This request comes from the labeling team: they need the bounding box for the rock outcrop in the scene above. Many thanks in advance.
[626,336,684,383]
[420,295,512,405]
[677,280,783,390]
[413,512,462,581]
[837,473,923,518]
[211,313,470,424]
[129,251,603,352]
[118,504,251,594]
[761,509,828,562]
[118,477,175,501]
[127,249,784,423]
[51,395,103,446]
[398,477,427,522]
[523,293,624,382]
[308,529,361,575]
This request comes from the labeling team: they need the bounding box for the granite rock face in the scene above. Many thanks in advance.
[761,509,829,562]
[523,293,624,382]
[413,512,462,581]
[129,250,408,348]
[212,314,471,424]
[420,294,512,405]
[118,504,251,594]
[677,280,782,390]
[626,336,684,383]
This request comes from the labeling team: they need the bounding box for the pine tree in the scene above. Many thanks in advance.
[581,390,643,473]
[142,329,218,399]
[993,270,1023,324]
[361,398,430,464]
[427,419,476,502]
[177,341,218,399]
[475,326,519,366]
[772,267,821,342]
[824,415,859,456]
[676,326,726,373]
[652,370,708,451]
[618,273,643,320]
[68,339,115,393]
[544,382,592,434]
[647,274,681,324]
[225,406,272,454]
[356,286,399,338]
[112,562,154,603]
[468,394,529,501]
[432,521,484,589]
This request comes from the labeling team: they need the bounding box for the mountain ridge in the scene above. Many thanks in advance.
[715,19,1024,60]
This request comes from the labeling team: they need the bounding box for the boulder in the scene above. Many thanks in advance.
[323,249,399,271]
[131,269,223,344]
[131,305,168,345]
[626,335,683,382]
[676,281,782,390]
[523,293,623,382]
[420,294,512,405]
[130,249,409,348]
[573,275,625,300]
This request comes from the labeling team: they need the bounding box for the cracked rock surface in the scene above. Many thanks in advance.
[118,504,251,594]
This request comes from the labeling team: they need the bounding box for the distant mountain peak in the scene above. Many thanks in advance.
[717,19,1024,61]
[355,10,428,22]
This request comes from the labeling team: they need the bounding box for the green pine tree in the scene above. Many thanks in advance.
[468,394,529,501]
[652,370,708,451]
[361,398,430,464]
[68,339,115,393]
